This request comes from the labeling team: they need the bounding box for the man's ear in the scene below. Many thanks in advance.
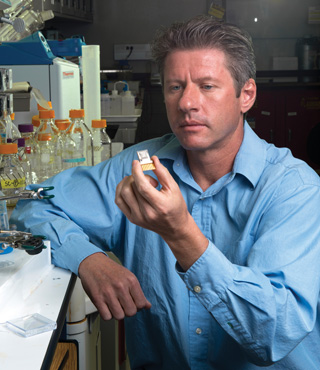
[240,78,256,114]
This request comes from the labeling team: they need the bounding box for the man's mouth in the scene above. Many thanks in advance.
[179,120,206,128]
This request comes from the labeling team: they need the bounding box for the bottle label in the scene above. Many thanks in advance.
[63,158,86,163]
[1,177,26,189]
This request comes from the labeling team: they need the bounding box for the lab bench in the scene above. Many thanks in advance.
[0,243,76,370]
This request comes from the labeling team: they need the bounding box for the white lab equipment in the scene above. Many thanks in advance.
[0,31,81,126]
[66,278,101,370]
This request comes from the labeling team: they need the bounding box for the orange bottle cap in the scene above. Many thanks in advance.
[0,143,18,154]
[55,119,70,131]
[39,110,55,119]
[92,119,107,128]
[69,109,85,118]
[10,113,15,120]
[32,115,40,127]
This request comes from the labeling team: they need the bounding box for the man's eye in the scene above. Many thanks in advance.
[170,85,181,91]
[202,85,213,90]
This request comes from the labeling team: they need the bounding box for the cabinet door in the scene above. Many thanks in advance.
[285,89,320,168]
[247,90,280,145]
[50,341,78,370]
[61,0,75,16]
[33,0,92,21]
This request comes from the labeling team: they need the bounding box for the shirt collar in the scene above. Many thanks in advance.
[155,134,182,161]
[232,121,267,188]
[153,122,267,188]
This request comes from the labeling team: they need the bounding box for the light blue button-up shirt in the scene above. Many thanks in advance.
[12,122,320,369]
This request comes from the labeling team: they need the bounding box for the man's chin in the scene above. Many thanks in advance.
[176,135,210,152]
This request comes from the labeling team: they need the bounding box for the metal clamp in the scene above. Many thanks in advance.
[0,186,54,254]
[0,186,54,201]
[0,230,46,255]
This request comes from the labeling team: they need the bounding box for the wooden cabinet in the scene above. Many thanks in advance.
[50,341,78,370]
[247,90,279,145]
[247,85,320,171]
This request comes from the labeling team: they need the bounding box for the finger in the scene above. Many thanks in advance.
[132,160,162,203]
[129,281,152,311]
[104,294,127,320]
[132,160,159,189]
[130,180,153,209]
[95,300,113,321]
[110,278,151,318]
[118,292,142,317]
[115,176,128,205]
[115,192,132,218]
[115,176,137,217]
[151,156,176,191]
[81,284,114,321]
[132,159,150,186]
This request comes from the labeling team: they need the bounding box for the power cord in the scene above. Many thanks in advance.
[126,46,133,59]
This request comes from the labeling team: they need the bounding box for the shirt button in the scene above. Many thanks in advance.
[193,285,201,293]
[196,328,202,335]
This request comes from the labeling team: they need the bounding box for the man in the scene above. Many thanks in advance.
[12,15,320,369]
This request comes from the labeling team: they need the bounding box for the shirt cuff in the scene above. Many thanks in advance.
[51,236,108,276]
[176,240,237,307]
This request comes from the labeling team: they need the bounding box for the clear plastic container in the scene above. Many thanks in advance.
[0,96,8,143]
[0,7,54,42]
[91,119,112,165]
[69,109,94,166]
[6,112,21,141]
[0,189,11,254]
[17,137,32,185]
[31,115,41,139]
[101,93,111,116]
[18,123,38,184]
[110,90,122,115]
[0,191,9,230]
[0,118,6,144]
[3,0,33,20]
[35,109,58,143]
[121,90,135,115]
[55,119,72,173]
[18,123,36,147]
[36,133,55,182]
[56,121,77,171]
[6,313,57,337]
[0,143,26,208]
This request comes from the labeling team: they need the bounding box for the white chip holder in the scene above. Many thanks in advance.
[137,149,156,171]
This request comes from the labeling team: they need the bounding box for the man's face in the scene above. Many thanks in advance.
[163,48,252,154]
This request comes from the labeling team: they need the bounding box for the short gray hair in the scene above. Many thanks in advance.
[151,15,256,97]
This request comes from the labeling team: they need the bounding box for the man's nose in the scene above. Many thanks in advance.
[178,85,200,113]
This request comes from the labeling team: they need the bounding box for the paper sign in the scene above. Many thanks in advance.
[309,6,320,24]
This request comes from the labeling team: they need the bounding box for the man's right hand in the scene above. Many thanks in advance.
[78,252,151,320]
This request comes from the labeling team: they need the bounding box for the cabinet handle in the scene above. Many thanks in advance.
[288,129,292,142]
